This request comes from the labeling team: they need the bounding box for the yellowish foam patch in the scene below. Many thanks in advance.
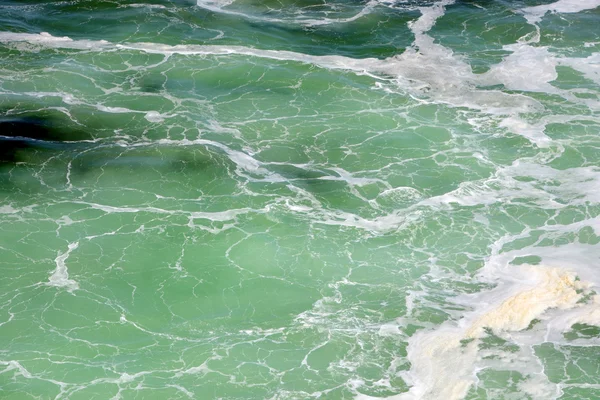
[466,267,585,338]
[395,265,596,400]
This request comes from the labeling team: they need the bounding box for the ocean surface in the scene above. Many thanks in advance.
[1,0,599,399]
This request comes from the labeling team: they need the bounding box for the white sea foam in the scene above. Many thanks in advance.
[76,200,260,222]
[318,167,390,187]
[151,138,271,176]
[197,0,235,7]
[47,242,79,291]
[0,205,19,214]
[7,89,177,122]
[497,116,552,147]
[480,43,600,111]
[144,111,171,123]
[482,44,558,93]
[522,0,600,24]
[195,0,378,27]
[0,31,110,50]
[421,162,600,209]
[313,155,600,231]
[126,3,168,9]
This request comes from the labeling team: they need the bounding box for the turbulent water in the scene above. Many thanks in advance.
[1,0,600,399]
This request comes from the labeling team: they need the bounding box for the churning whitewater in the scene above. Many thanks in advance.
[0,0,599,399]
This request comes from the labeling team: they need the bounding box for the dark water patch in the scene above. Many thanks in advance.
[0,112,88,140]
[68,143,236,183]
[0,109,94,191]
[0,117,55,142]
[139,76,166,93]
[0,115,87,164]
[0,137,31,164]
[0,111,243,197]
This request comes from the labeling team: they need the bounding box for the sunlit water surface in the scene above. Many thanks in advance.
[1,0,600,399]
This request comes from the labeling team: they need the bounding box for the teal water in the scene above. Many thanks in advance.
[1,1,600,399]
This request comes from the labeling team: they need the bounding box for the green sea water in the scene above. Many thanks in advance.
[1,0,599,399]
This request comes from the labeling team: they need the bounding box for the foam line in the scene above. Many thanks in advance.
[195,0,378,27]
[47,242,79,292]
[0,31,110,50]
[522,0,600,24]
